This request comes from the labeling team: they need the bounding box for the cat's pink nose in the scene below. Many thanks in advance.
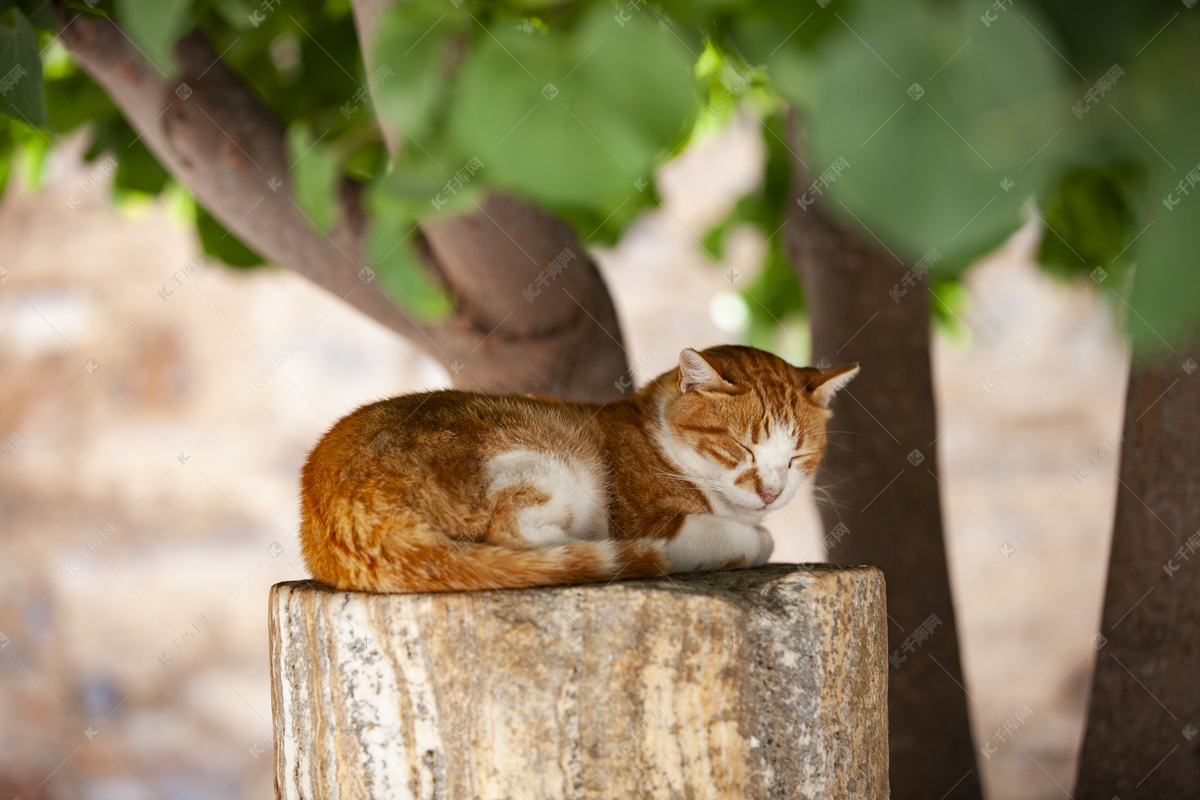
[759,490,779,506]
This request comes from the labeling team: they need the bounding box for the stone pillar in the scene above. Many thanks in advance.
[269,564,888,800]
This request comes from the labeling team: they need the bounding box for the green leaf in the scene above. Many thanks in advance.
[555,184,658,246]
[0,122,12,195]
[742,244,805,353]
[44,68,117,133]
[1032,0,1167,81]
[343,138,387,182]
[0,9,48,127]
[7,115,48,186]
[211,0,259,32]
[370,153,471,218]
[115,135,170,194]
[1119,20,1200,357]
[287,122,341,234]
[701,215,733,261]
[806,0,1071,267]
[1037,166,1141,277]
[116,0,192,76]
[447,4,695,208]
[729,0,844,66]
[75,112,171,196]
[195,204,266,268]
[366,212,452,321]
[372,2,466,143]
[1126,182,1200,357]
[743,243,803,321]
[366,170,454,319]
[930,278,970,340]
[15,0,56,30]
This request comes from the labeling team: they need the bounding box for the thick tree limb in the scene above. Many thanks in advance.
[57,10,628,402]
[1075,342,1200,798]
[348,0,629,401]
[783,123,982,799]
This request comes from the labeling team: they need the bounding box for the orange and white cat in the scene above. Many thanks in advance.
[300,345,857,593]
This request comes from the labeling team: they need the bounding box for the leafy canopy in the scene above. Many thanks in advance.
[1,0,1197,354]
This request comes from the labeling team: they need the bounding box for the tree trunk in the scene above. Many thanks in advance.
[783,134,981,799]
[270,565,889,799]
[56,8,628,403]
[1075,342,1200,798]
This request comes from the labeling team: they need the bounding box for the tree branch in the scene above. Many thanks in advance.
[349,0,629,401]
[56,9,630,402]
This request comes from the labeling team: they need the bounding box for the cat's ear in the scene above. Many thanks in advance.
[678,349,733,394]
[802,364,860,408]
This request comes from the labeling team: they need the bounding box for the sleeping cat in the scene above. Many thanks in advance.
[300,345,857,593]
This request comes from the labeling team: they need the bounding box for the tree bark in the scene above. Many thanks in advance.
[56,10,628,402]
[1075,342,1200,798]
[270,565,889,799]
[783,132,981,798]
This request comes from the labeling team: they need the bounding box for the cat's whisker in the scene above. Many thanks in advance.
[811,497,848,515]
[811,471,856,491]
[823,429,871,440]
[655,469,730,493]
[810,485,851,514]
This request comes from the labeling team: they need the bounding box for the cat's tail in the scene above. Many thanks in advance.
[300,488,671,592]
[307,534,671,593]
[358,538,669,593]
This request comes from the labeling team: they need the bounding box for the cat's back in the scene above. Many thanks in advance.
[309,389,602,476]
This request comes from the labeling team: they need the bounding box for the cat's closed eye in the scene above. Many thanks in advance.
[735,441,755,462]
[789,445,806,467]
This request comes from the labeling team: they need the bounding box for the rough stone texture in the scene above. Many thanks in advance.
[268,565,887,800]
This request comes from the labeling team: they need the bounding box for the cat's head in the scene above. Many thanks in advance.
[657,345,858,515]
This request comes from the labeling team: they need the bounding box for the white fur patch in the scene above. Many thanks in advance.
[485,449,609,546]
[753,525,774,566]
[664,515,765,573]
[747,420,798,501]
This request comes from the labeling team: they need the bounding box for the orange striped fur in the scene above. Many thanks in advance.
[300,345,858,592]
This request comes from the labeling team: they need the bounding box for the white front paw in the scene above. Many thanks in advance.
[666,515,762,573]
[751,525,774,567]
